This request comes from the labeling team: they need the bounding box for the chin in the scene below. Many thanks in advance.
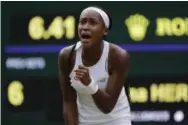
[82,43,92,49]
[81,40,92,48]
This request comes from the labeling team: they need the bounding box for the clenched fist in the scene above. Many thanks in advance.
[74,65,91,85]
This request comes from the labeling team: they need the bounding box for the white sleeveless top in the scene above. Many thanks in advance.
[69,41,131,125]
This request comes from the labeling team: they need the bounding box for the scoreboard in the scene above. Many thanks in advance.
[2,1,188,125]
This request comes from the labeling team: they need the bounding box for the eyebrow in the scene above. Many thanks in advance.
[80,17,98,21]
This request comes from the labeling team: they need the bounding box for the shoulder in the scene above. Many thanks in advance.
[109,43,130,63]
[58,44,75,70]
[58,45,75,59]
[108,43,130,70]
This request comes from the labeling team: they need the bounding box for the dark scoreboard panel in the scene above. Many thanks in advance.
[4,52,188,77]
[3,2,188,77]
[3,2,188,45]
[2,1,188,125]
[3,76,188,123]
[8,13,188,45]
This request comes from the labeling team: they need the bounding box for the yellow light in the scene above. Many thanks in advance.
[8,81,24,106]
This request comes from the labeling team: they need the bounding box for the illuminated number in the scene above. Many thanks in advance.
[46,16,75,40]
[29,16,75,40]
[28,16,45,40]
[186,18,188,35]
[46,16,63,40]
[63,16,75,39]
[8,81,24,106]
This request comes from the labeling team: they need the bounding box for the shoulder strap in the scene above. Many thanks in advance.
[68,44,76,74]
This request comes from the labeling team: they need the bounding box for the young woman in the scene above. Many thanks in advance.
[58,6,131,125]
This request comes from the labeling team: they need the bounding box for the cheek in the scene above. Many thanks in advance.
[78,24,81,31]
[94,27,104,37]
[78,25,82,35]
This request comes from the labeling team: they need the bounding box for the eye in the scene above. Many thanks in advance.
[89,19,97,26]
[79,19,86,25]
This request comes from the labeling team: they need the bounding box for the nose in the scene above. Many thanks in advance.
[82,22,90,31]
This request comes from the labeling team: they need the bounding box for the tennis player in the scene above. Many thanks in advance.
[58,6,131,125]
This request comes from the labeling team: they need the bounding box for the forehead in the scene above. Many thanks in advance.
[80,9,102,21]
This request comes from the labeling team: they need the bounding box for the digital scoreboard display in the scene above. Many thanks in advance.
[4,77,188,123]
[9,15,79,45]
[2,1,188,125]
[7,13,188,45]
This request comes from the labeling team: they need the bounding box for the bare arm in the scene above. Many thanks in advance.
[58,46,78,125]
[92,45,130,114]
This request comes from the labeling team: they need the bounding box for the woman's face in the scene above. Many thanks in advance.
[78,9,107,48]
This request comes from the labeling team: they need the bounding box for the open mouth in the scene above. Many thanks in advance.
[81,34,91,39]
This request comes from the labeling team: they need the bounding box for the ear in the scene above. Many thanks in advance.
[103,28,108,36]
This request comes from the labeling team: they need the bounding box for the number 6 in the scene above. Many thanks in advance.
[8,81,24,106]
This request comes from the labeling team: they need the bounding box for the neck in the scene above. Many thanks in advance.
[82,40,104,61]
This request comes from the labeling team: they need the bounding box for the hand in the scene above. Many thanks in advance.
[74,65,91,86]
